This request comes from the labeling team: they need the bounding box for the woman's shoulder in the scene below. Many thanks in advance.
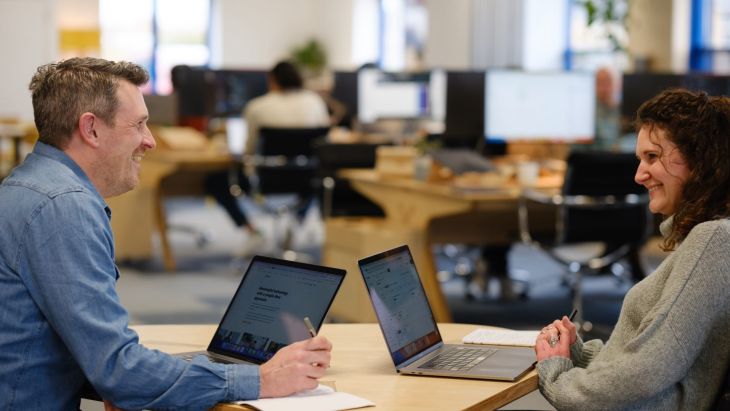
[680,218,730,255]
[689,218,730,238]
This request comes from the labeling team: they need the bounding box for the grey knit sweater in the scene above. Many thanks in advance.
[537,217,730,410]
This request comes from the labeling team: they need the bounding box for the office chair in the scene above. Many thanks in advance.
[245,126,330,259]
[518,151,652,328]
[314,142,385,218]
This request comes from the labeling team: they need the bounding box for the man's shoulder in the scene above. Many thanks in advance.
[2,153,88,199]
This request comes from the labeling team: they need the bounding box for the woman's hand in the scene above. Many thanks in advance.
[534,316,575,361]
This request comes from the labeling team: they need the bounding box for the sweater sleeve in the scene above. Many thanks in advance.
[537,222,730,410]
[569,336,604,368]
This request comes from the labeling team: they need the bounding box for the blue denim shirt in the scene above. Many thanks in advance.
[0,142,259,410]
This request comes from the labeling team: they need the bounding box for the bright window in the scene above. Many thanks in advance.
[100,0,210,94]
[567,0,629,71]
[379,0,428,71]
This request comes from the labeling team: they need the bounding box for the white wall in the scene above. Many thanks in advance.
[424,0,472,69]
[212,0,378,70]
[628,0,675,71]
[57,0,97,28]
[0,0,57,121]
[213,0,321,69]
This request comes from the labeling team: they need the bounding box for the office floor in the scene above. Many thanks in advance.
[81,196,668,410]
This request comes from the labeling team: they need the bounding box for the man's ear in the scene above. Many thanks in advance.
[78,112,100,148]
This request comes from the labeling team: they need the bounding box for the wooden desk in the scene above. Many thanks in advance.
[107,147,233,271]
[324,170,559,323]
[133,323,538,411]
[0,123,29,177]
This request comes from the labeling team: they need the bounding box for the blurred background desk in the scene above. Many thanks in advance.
[107,147,233,271]
[324,169,560,323]
[132,323,538,411]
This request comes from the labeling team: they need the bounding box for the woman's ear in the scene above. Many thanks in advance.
[78,112,100,148]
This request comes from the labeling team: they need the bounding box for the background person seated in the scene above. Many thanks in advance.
[204,61,330,255]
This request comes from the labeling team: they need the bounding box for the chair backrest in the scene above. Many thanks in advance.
[560,151,651,245]
[254,127,330,195]
[258,127,330,158]
[316,143,380,175]
[315,142,385,217]
[563,151,644,196]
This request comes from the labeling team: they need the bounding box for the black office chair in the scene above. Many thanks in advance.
[518,151,652,328]
[245,126,330,258]
[314,142,385,218]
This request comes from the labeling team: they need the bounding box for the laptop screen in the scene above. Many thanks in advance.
[208,256,345,363]
[359,245,443,366]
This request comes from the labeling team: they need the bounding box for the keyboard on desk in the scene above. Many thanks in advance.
[420,347,498,371]
[177,352,231,364]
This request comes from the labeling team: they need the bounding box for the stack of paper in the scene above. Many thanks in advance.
[462,329,540,347]
[235,384,374,411]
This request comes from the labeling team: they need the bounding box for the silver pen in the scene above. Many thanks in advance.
[303,316,317,338]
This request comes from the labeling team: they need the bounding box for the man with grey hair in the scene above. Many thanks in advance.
[0,57,332,410]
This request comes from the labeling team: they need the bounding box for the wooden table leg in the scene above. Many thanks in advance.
[154,187,176,272]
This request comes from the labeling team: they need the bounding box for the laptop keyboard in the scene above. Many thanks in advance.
[178,353,231,364]
[420,347,498,371]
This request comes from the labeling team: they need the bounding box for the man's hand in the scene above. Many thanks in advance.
[258,335,332,398]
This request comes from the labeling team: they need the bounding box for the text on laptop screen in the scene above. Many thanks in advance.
[210,260,342,362]
[359,248,442,365]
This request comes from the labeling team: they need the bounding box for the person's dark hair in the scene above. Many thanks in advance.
[635,88,730,250]
[269,61,303,91]
[29,57,149,149]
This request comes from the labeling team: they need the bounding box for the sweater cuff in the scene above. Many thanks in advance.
[537,357,573,388]
[569,335,585,363]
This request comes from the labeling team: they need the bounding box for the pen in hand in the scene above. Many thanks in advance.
[303,316,317,338]
[568,309,578,322]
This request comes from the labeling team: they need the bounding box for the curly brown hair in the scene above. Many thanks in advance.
[29,57,149,149]
[635,88,730,250]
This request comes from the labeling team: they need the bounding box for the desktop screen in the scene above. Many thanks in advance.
[357,68,446,124]
[621,73,730,120]
[331,70,359,128]
[484,70,595,142]
[209,70,268,118]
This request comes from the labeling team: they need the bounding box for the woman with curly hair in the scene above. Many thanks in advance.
[533,89,730,410]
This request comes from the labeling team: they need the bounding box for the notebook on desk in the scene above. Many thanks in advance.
[175,255,345,365]
[358,245,535,381]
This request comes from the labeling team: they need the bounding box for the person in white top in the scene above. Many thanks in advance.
[244,61,329,155]
[204,61,330,255]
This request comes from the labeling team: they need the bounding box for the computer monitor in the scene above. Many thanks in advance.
[484,70,595,143]
[620,73,684,121]
[357,68,446,125]
[621,73,730,121]
[331,71,358,128]
[209,70,269,118]
[143,93,179,126]
[442,71,485,148]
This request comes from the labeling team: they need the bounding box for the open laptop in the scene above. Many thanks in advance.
[358,245,535,381]
[176,255,346,365]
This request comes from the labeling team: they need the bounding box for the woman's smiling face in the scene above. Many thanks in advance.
[634,125,691,216]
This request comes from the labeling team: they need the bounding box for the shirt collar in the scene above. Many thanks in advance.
[32,141,112,219]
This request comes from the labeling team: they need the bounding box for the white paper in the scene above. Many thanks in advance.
[462,328,540,347]
[235,384,374,411]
